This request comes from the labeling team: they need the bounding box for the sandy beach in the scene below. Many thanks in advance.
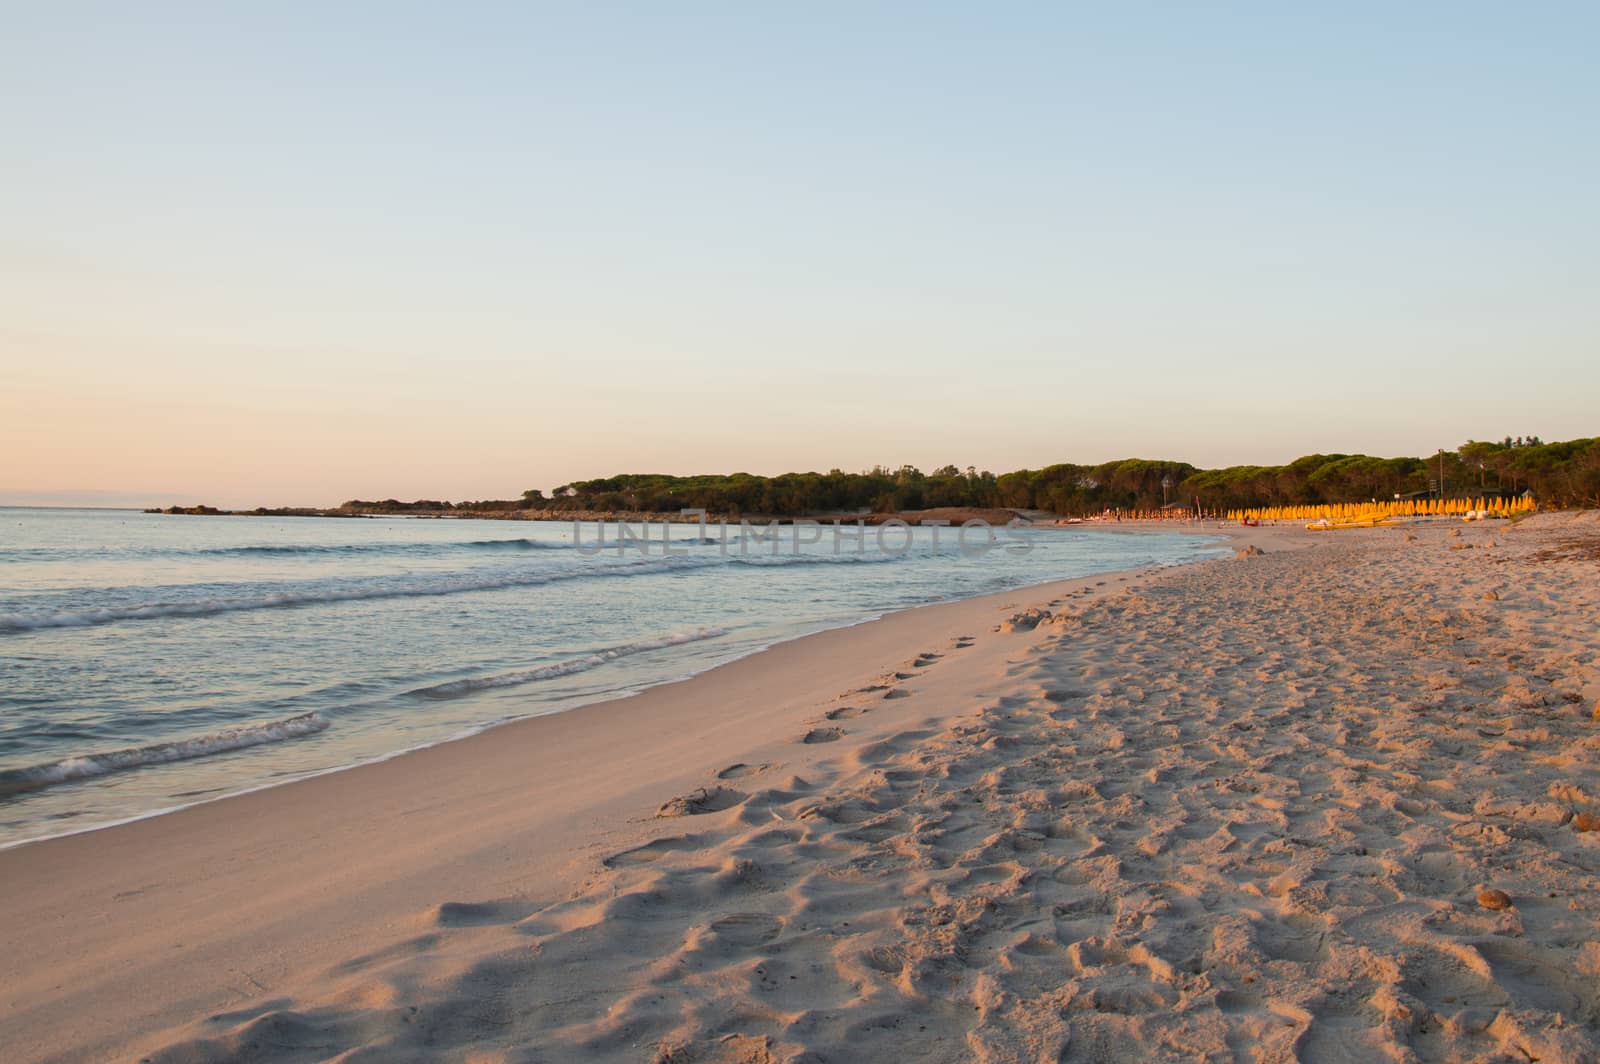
[5,515,1600,1062]
[10,6,1594,1060]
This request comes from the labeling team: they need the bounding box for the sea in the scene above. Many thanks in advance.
[0,507,1226,848]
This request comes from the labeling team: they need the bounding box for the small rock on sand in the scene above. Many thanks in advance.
[1403,533,1417,542]
[1477,888,1514,911]
[1001,608,1053,632]
[1574,812,1600,833]
[1483,590,1499,601]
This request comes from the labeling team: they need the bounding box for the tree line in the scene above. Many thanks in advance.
[340,435,1600,517]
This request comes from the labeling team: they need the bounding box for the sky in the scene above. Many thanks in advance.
[2,3,1596,508]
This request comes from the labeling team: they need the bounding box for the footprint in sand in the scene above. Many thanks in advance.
[694,912,783,949]
[716,762,767,780]
[1214,989,1262,1015]
[602,834,703,868]
[881,688,910,700]
[800,726,843,744]
[429,900,531,928]
[655,786,747,818]
[912,653,942,667]
[826,706,870,720]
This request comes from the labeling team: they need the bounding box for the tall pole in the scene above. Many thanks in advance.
[1437,449,1445,500]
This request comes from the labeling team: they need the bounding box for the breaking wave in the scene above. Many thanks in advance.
[206,538,576,557]
[0,538,578,563]
[0,713,329,799]
[411,628,730,699]
[0,552,906,633]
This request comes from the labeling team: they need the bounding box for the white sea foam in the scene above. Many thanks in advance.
[0,712,330,798]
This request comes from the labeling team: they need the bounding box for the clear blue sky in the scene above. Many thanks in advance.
[2,3,1595,506]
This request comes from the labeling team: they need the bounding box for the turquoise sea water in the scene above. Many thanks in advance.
[0,508,1226,847]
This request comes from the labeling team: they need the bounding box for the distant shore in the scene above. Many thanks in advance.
[144,504,1052,527]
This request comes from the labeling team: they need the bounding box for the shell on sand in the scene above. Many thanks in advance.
[1573,812,1600,833]
[1483,590,1499,601]
[1477,888,1514,911]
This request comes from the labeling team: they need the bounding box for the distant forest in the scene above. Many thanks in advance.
[343,436,1600,518]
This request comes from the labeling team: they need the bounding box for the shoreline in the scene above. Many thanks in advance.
[0,522,1290,1062]
[0,523,1234,856]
